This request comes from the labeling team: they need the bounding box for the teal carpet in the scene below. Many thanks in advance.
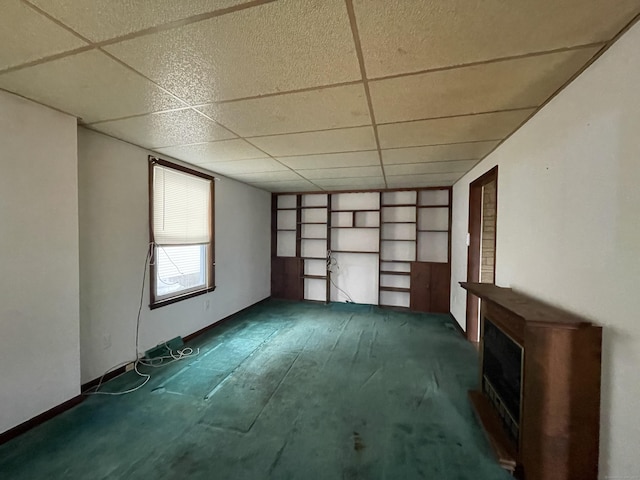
[0,300,510,479]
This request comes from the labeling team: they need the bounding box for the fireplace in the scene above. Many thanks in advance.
[482,319,523,445]
[460,282,602,480]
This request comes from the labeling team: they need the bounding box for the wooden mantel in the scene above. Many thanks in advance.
[460,282,602,480]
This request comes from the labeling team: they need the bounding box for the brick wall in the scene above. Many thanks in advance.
[480,179,496,283]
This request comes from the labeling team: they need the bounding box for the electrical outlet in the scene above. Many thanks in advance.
[102,334,111,350]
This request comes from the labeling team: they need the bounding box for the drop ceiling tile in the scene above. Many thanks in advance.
[154,139,265,165]
[105,0,361,103]
[386,173,462,188]
[30,0,251,42]
[199,158,288,176]
[250,127,377,157]
[229,170,303,183]
[378,109,534,149]
[0,0,87,71]
[370,47,599,123]
[90,109,235,149]
[313,176,386,189]
[353,0,640,78]
[0,50,184,123]
[277,151,379,170]
[385,160,478,176]
[382,141,498,165]
[197,84,371,137]
[299,166,382,180]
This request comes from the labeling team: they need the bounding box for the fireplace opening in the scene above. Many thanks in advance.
[482,319,523,445]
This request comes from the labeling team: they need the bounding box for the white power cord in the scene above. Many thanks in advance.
[327,252,355,303]
[85,243,199,396]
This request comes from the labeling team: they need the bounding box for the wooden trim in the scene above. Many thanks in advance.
[149,286,216,310]
[295,195,302,258]
[448,313,466,338]
[82,296,272,394]
[326,194,332,303]
[81,366,128,392]
[0,395,84,446]
[149,156,216,181]
[210,167,216,291]
[148,158,157,305]
[148,156,216,308]
[183,296,271,343]
[271,193,277,258]
[268,185,451,196]
[466,166,498,341]
[447,187,453,264]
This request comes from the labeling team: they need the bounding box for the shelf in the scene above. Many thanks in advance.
[302,275,327,280]
[417,229,449,233]
[331,250,379,254]
[381,221,416,224]
[301,256,326,260]
[276,228,296,232]
[418,205,450,209]
[329,226,379,229]
[299,237,327,241]
[380,270,410,276]
[381,203,418,208]
[297,222,326,225]
[301,205,328,209]
[277,206,327,210]
[379,286,410,292]
[381,238,416,242]
[380,259,412,263]
[332,208,380,213]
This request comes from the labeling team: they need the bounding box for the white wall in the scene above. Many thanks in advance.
[450,22,640,479]
[78,128,271,383]
[0,91,80,433]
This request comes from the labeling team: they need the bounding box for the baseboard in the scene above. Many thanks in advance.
[449,312,466,338]
[3,296,273,446]
[81,365,128,393]
[0,395,84,446]
[183,296,271,343]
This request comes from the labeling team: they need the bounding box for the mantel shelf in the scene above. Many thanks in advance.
[460,282,593,329]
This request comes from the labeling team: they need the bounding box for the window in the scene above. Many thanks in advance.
[149,157,215,308]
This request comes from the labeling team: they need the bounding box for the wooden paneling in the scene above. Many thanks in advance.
[271,257,302,300]
[410,262,431,311]
[430,263,450,313]
[410,262,450,313]
[521,325,602,480]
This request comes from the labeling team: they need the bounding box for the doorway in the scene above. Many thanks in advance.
[466,167,498,342]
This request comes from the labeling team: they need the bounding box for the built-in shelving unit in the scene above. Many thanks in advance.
[271,188,451,311]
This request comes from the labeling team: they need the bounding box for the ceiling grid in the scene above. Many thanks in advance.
[0,0,638,191]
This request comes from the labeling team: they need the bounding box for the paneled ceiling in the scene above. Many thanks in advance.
[1,0,639,192]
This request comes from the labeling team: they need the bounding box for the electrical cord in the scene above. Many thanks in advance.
[84,243,199,396]
[326,252,355,303]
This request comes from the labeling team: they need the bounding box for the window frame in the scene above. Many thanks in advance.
[148,156,215,309]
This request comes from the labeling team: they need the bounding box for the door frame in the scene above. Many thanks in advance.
[466,166,498,342]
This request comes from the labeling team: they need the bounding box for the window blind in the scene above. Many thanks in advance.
[153,164,211,245]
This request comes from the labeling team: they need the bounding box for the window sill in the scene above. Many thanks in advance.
[150,286,216,310]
